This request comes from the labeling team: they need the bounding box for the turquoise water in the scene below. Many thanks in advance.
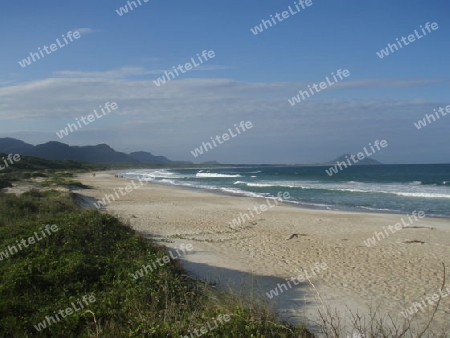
[123,164,450,218]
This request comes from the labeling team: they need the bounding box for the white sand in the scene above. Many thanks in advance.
[77,172,450,337]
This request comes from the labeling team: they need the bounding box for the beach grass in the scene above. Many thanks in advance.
[0,186,312,337]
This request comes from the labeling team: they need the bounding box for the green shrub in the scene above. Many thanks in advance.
[0,191,310,337]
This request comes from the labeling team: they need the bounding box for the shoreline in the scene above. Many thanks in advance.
[77,171,450,336]
[147,180,450,220]
[119,170,450,220]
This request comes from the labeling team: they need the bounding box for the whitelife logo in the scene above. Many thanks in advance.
[363,211,425,247]
[180,313,232,338]
[414,104,449,130]
[56,102,119,139]
[250,0,313,35]
[400,285,450,318]
[325,139,388,177]
[0,154,21,172]
[130,243,194,280]
[265,262,328,299]
[0,224,59,262]
[18,30,81,68]
[288,69,350,106]
[228,192,290,229]
[34,294,96,331]
[115,0,149,16]
[376,22,439,59]
[93,175,154,209]
[153,50,216,87]
[190,121,253,158]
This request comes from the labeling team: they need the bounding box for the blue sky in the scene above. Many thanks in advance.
[0,0,449,164]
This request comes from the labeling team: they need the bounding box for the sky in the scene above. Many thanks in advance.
[0,0,449,164]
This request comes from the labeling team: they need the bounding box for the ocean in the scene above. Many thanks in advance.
[122,164,450,218]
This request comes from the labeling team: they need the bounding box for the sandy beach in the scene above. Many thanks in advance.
[76,171,450,337]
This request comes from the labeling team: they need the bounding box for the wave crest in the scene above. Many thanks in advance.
[196,173,242,178]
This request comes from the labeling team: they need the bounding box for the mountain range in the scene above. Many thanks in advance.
[0,138,188,165]
[0,138,382,166]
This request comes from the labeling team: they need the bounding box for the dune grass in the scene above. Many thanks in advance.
[0,188,311,337]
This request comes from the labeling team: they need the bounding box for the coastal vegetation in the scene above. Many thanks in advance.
[0,165,311,337]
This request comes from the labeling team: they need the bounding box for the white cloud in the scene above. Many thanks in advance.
[0,69,448,163]
[72,28,97,34]
[53,67,165,79]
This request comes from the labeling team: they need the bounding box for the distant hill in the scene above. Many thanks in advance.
[0,138,34,154]
[321,154,382,166]
[0,138,191,165]
[129,151,172,164]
